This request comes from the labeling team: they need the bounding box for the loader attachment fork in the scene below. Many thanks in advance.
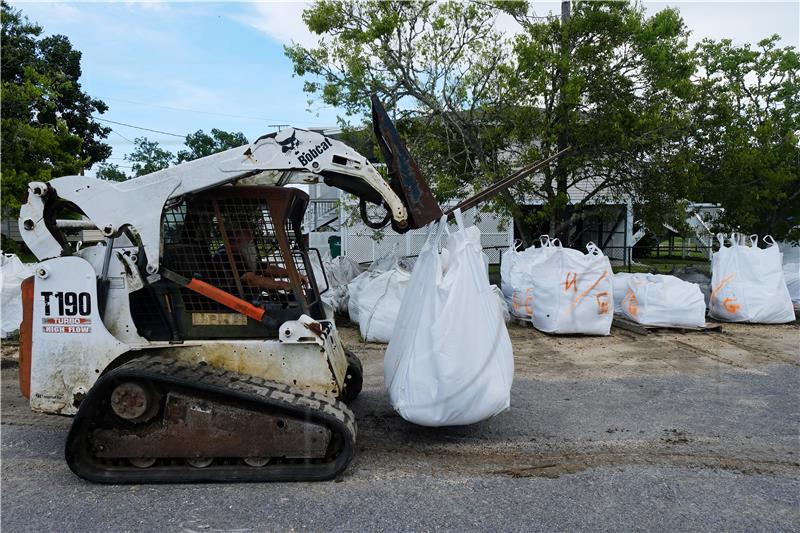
[371,94,443,232]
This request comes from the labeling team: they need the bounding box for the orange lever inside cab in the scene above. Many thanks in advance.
[160,269,266,323]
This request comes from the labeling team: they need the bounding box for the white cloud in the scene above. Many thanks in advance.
[9,1,83,25]
[123,0,169,12]
[231,2,319,48]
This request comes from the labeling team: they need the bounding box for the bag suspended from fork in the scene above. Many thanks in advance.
[709,233,795,323]
[384,210,514,427]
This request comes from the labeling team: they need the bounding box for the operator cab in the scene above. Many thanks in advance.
[129,185,326,341]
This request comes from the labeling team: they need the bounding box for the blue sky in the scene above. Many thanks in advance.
[9,1,800,173]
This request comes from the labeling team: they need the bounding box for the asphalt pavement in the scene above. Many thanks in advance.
[2,358,798,532]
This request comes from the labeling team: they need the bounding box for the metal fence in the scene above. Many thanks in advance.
[340,206,513,264]
[604,243,714,274]
[303,199,339,233]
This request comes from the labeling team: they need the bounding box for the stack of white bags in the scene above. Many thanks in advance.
[709,234,795,323]
[347,250,412,343]
[385,211,514,427]
[310,253,363,317]
[501,237,614,335]
[346,242,509,344]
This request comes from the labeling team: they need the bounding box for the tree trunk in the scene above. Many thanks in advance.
[553,2,572,244]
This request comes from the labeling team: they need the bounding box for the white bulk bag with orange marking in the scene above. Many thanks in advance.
[709,234,795,323]
[384,211,514,427]
[612,272,634,314]
[501,236,553,319]
[528,242,614,335]
[616,273,706,328]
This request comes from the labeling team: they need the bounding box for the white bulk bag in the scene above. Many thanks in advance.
[347,271,372,324]
[616,274,706,328]
[385,211,514,427]
[1,253,34,337]
[326,255,363,287]
[784,261,800,306]
[354,266,411,343]
[490,285,511,323]
[501,236,552,319]
[529,242,614,335]
[347,246,400,324]
[779,242,800,306]
[316,254,363,315]
[612,272,634,314]
[709,234,795,323]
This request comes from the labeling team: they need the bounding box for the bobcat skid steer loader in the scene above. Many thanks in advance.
[16,95,563,483]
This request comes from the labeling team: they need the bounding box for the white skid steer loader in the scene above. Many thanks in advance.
[16,95,564,483]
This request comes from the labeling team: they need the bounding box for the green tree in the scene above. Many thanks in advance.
[691,36,799,241]
[286,0,518,212]
[95,162,129,182]
[176,128,248,163]
[0,1,111,212]
[503,0,696,241]
[125,137,174,176]
[288,0,698,244]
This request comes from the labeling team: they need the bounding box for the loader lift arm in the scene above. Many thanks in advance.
[19,97,437,274]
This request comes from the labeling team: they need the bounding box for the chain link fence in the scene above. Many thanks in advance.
[340,205,513,265]
[606,241,714,274]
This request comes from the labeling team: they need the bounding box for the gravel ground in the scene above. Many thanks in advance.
[2,321,799,532]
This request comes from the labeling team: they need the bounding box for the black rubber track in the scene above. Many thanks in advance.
[65,354,356,484]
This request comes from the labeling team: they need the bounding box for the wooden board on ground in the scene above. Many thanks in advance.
[612,316,723,336]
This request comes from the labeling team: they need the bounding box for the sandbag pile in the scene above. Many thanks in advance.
[502,238,614,335]
[348,262,411,343]
[385,211,513,427]
[613,273,706,328]
[709,234,795,323]
[316,254,363,315]
[1,253,34,338]
[347,248,413,343]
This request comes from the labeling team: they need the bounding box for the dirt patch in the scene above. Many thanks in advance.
[339,320,799,383]
[1,341,19,368]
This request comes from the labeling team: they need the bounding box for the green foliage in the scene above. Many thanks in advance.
[125,137,175,176]
[0,1,111,212]
[95,162,129,182]
[286,0,517,206]
[691,36,799,241]
[176,128,248,163]
[287,0,698,243]
[120,128,249,177]
[508,1,696,239]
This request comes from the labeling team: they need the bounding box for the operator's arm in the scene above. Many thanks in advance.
[240,271,292,291]
[260,264,309,284]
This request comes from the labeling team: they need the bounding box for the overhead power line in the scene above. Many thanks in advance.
[98,95,337,127]
[93,116,187,138]
[109,128,134,144]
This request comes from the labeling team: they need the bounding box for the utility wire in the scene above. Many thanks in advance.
[109,128,135,144]
[98,95,337,127]
[93,117,187,138]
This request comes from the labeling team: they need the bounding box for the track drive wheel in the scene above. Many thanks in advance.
[340,349,363,404]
